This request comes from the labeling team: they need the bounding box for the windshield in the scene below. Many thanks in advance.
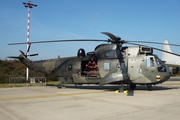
[146,55,167,72]
[146,55,163,67]
[154,55,163,66]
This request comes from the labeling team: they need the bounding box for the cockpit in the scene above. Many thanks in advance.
[146,55,167,72]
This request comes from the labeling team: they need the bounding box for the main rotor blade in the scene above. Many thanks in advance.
[152,47,180,57]
[7,56,23,59]
[128,42,180,57]
[101,32,118,41]
[8,39,107,45]
[9,39,180,47]
[125,41,180,47]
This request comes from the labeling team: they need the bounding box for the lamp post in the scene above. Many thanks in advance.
[22,1,37,85]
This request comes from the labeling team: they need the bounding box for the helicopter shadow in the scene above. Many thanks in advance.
[64,85,118,91]
[134,85,179,91]
[64,85,138,96]
[127,86,179,96]
[63,85,179,92]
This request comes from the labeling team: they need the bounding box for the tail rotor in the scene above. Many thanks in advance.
[21,43,38,57]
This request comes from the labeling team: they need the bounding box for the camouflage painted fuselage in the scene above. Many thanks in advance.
[20,44,171,86]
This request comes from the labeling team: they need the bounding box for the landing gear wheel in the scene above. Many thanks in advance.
[57,85,62,89]
[130,84,136,89]
[119,84,124,92]
[146,84,152,90]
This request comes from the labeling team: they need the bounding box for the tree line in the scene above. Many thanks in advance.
[0,59,57,83]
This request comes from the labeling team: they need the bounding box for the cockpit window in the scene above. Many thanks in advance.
[146,56,163,67]
[146,55,167,72]
[154,55,163,66]
[146,56,156,67]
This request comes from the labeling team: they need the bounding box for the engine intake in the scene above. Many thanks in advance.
[139,46,153,54]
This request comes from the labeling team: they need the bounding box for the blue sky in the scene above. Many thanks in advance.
[1,0,180,60]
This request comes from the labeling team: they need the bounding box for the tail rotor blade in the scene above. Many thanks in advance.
[19,50,26,56]
[28,53,38,56]
[26,43,31,54]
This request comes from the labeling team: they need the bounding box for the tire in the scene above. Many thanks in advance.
[57,85,61,89]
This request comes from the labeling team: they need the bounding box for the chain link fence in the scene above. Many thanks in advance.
[9,77,46,87]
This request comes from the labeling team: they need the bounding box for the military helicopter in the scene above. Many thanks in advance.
[8,32,180,92]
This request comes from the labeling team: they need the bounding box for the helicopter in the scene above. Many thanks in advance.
[8,32,180,92]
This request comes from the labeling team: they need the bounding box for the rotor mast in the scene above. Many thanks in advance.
[22,0,37,85]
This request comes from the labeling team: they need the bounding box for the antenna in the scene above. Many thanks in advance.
[22,0,37,85]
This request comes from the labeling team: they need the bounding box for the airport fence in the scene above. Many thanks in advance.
[9,77,46,87]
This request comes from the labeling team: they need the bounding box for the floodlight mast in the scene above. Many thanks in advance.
[22,0,37,85]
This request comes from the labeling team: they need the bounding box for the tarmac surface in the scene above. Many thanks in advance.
[0,81,180,120]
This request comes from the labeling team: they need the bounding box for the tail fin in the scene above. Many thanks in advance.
[162,40,180,66]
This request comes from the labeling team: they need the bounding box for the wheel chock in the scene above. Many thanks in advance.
[124,90,129,94]
[115,90,119,93]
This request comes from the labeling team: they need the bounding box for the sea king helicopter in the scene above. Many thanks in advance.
[8,32,180,92]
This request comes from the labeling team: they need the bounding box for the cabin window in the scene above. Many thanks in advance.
[68,64,72,71]
[104,50,117,58]
[104,63,110,71]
